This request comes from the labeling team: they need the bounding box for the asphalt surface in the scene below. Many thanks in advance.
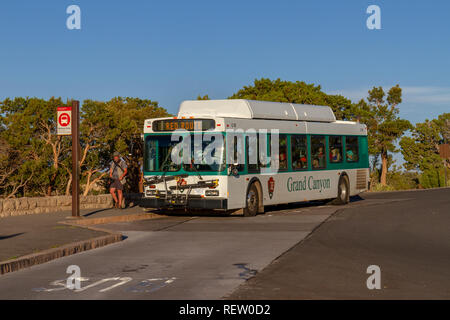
[0,206,146,262]
[0,188,448,299]
[229,188,450,299]
[0,202,339,299]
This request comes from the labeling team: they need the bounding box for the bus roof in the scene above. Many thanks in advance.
[178,99,336,123]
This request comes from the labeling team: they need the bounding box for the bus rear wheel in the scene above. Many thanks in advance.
[243,184,259,217]
[335,175,350,205]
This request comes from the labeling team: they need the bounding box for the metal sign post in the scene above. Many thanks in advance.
[71,100,80,217]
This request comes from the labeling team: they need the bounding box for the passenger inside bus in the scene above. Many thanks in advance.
[279,152,287,169]
[346,149,355,161]
[312,158,320,169]
[291,136,307,170]
[293,154,307,170]
[315,146,325,168]
[330,148,341,162]
[345,137,359,162]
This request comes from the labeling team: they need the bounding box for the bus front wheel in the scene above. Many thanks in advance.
[243,184,259,217]
[335,175,350,205]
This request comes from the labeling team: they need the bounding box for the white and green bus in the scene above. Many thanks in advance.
[142,99,369,216]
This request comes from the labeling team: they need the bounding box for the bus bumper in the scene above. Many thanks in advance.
[140,197,228,210]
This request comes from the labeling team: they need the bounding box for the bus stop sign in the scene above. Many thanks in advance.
[57,106,72,135]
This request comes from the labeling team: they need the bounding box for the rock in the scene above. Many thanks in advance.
[15,198,29,211]
[32,207,43,214]
[35,198,48,208]
[1,211,11,218]
[56,196,71,207]
[28,199,37,210]
[48,197,57,207]
[3,199,15,211]
[0,194,125,219]
[98,195,105,203]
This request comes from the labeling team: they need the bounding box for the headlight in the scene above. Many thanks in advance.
[205,190,219,196]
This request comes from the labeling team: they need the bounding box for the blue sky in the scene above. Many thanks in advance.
[1,0,449,125]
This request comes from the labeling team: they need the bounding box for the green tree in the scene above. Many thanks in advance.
[399,113,450,188]
[386,165,419,190]
[83,97,171,193]
[0,97,70,197]
[79,100,110,195]
[0,96,171,198]
[197,94,210,100]
[353,85,412,185]
[229,78,354,120]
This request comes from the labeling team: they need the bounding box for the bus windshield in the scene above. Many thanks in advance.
[144,134,225,173]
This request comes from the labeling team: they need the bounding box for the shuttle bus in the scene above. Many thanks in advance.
[142,99,369,216]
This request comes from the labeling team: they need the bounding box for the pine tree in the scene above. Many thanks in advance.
[353,85,412,185]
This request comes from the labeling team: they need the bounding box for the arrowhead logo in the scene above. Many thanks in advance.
[268,177,275,199]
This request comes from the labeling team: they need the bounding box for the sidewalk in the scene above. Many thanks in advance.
[0,205,159,270]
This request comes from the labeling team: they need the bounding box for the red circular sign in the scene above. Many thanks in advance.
[58,113,71,127]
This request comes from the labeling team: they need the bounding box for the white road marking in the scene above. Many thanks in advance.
[32,276,176,294]
[75,277,133,293]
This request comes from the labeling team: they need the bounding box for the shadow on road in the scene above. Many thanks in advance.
[149,195,365,218]
[82,208,110,217]
[0,233,25,240]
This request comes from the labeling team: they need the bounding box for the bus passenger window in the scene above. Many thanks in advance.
[233,136,244,171]
[329,136,343,163]
[246,135,259,173]
[291,135,307,170]
[345,136,359,162]
[311,136,326,169]
[278,135,288,170]
[259,133,270,168]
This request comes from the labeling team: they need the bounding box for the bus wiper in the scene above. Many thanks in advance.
[159,147,177,196]
[158,146,174,181]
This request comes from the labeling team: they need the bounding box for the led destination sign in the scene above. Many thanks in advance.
[152,119,215,131]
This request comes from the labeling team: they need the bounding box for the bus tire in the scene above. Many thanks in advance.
[243,183,259,217]
[335,175,350,205]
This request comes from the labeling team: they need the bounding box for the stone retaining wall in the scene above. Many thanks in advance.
[0,194,117,218]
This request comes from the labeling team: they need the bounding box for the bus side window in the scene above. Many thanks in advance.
[311,135,326,169]
[278,134,288,170]
[345,136,359,162]
[259,133,270,168]
[246,135,259,173]
[233,136,245,171]
[291,135,307,171]
[329,136,343,163]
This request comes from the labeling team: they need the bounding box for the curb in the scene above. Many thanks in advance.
[0,211,166,276]
[65,211,164,226]
[367,186,450,194]
[0,232,122,275]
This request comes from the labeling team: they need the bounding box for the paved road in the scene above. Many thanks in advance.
[0,188,448,299]
[230,188,450,299]
[0,205,145,262]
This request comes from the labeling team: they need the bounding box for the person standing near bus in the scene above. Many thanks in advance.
[109,151,128,209]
